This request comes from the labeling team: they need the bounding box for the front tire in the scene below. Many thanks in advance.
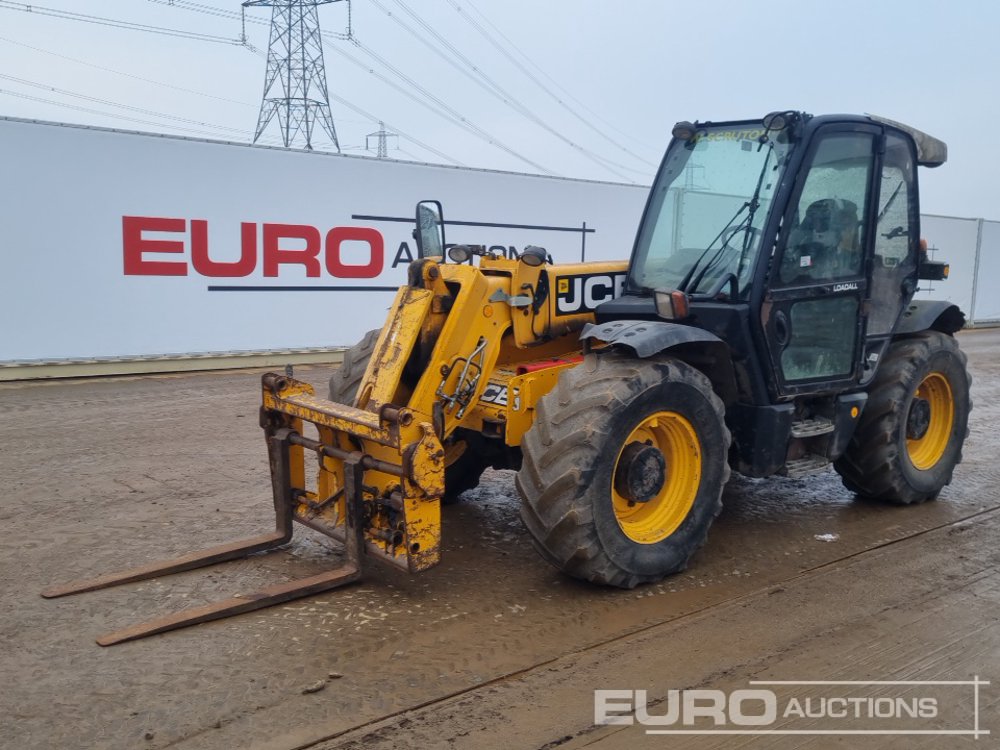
[516,353,731,588]
[328,329,380,406]
[834,331,971,504]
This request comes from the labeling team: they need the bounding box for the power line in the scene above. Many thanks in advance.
[341,36,553,174]
[0,88,250,140]
[0,73,251,135]
[0,35,255,108]
[446,0,658,168]
[395,146,423,161]
[244,42,463,163]
[148,0,259,24]
[0,1,244,45]
[147,0,351,40]
[370,0,643,182]
[0,1,343,149]
[148,0,552,173]
[326,91,465,166]
[457,0,657,156]
[4,0,565,174]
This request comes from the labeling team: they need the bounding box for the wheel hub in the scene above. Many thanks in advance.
[614,441,667,504]
[906,397,931,440]
[611,410,702,544]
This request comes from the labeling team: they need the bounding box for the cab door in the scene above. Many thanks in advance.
[762,125,879,396]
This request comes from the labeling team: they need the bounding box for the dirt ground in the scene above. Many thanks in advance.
[1,329,998,750]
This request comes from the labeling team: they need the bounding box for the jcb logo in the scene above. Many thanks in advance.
[479,383,508,406]
[555,273,626,316]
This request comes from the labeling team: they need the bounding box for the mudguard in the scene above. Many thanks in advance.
[580,320,738,404]
[580,320,725,358]
[895,300,966,335]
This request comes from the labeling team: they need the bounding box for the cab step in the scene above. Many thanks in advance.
[784,454,832,479]
[790,417,836,439]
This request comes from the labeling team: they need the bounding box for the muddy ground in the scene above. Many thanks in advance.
[1,329,998,749]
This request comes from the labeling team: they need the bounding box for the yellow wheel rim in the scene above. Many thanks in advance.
[612,411,701,544]
[906,372,955,470]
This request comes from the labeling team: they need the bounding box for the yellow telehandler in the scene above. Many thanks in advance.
[45,112,970,645]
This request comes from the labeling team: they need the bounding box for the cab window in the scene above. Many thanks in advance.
[778,133,875,285]
[868,132,918,335]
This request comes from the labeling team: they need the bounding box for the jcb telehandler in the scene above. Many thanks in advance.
[45,112,970,645]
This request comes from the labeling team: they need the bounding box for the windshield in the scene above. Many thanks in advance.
[629,122,793,298]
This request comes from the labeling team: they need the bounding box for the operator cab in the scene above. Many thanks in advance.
[597,111,950,404]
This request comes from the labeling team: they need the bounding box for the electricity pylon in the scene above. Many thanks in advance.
[366,121,397,158]
[243,0,346,151]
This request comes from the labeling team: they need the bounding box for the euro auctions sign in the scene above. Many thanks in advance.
[0,117,647,362]
[594,678,990,738]
[122,217,386,279]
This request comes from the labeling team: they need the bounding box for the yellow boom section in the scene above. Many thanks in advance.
[259,255,628,574]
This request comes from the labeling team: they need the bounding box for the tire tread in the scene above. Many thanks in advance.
[834,332,971,504]
[517,353,731,588]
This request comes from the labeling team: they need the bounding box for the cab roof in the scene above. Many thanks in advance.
[804,113,947,167]
[865,114,947,167]
[682,112,948,167]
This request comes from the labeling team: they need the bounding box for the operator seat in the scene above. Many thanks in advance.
[789,198,860,280]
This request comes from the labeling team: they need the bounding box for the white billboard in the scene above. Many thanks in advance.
[0,117,992,367]
[0,117,648,362]
[974,220,1000,322]
[916,214,979,315]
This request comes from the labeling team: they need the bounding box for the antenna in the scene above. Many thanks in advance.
[242,0,348,150]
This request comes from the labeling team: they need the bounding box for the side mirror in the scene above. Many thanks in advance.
[414,200,445,259]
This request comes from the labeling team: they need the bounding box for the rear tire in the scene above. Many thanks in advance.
[834,331,971,504]
[328,329,485,504]
[516,352,731,588]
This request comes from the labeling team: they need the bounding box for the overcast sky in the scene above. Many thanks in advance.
[0,0,997,219]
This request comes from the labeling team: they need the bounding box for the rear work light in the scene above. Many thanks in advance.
[917,238,950,281]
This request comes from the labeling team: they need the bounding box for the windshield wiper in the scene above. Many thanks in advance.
[877,180,904,225]
[685,141,777,296]
[679,140,777,295]
[734,141,775,283]
[676,200,751,293]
